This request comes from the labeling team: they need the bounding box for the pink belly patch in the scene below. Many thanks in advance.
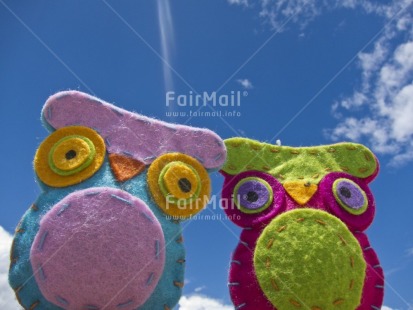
[30,188,165,310]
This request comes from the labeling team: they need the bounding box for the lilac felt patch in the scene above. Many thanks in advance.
[30,188,165,309]
[236,180,271,210]
[42,91,226,170]
[221,171,285,228]
[335,179,366,210]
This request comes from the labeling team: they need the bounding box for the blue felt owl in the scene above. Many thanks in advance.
[8,91,226,310]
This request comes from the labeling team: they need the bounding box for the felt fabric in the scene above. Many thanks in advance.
[222,138,377,184]
[148,153,211,219]
[254,209,366,309]
[221,138,383,310]
[9,161,189,310]
[283,180,318,206]
[49,136,95,175]
[333,178,368,215]
[354,231,385,309]
[108,153,145,182]
[10,162,118,309]
[233,177,273,214]
[320,172,376,232]
[10,91,226,310]
[30,188,165,309]
[221,171,286,228]
[42,90,226,170]
[161,162,200,200]
[226,213,383,310]
[34,126,106,188]
[113,171,188,310]
[228,226,274,310]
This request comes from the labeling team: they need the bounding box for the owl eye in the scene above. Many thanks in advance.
[332,178,368,215]
[48,135,96,176]
[147,153,211,219]
[234,177,273,214]
[34,126,106,187]
[159,161,201,204]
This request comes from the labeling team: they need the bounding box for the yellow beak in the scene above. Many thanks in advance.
[283,181,318,206]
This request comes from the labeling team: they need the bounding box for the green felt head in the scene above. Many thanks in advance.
[222,138,377,184]
[254,209,366,309]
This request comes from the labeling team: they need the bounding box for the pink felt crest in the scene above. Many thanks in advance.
[42,91,226,170]
[30,188,165,310]
[221,171,286,228]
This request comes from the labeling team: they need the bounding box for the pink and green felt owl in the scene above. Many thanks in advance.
[220,138,384,310]
[8,91,226,310]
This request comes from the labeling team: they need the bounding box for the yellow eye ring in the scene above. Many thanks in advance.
[34,126,106,187]
[49,135,96,175]
[147,153,211,219]
[159,161,201,202]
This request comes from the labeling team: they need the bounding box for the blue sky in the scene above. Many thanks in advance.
[1,0,413,309]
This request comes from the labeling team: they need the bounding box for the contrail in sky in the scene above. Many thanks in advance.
[156,0,174,92]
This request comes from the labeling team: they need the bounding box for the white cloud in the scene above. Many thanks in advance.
[237,78,254,89]
[259,0,324,30]
[382,307,393,310]
[0,226,21,309]
[250,0,394,31]
[229,0,413,165]
[228,0,249,7]
[194,286,206,293]
[178,294,232,310]
[330,5,413,166]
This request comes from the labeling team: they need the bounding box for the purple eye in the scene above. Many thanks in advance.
[234,177,273,214]
[333,178,368,215]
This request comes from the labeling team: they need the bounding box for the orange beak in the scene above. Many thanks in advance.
[283,181,318,206]
[109,153,146,182]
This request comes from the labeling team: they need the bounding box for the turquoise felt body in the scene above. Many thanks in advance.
[8,158,185,310]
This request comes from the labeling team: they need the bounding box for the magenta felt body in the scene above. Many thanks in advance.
[229,228,274,310]
[223,168,383,309]
[229,227,384,310]
[30,188,165,309]
[42,91,226,170]
[355,232,384,309]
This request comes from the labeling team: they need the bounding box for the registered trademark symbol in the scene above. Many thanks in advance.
[243,91,248,97]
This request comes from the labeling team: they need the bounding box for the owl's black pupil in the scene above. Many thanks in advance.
[246,191,259,203]
[65,150,77,160]
[178,178,192,193]
[340,187,352,199]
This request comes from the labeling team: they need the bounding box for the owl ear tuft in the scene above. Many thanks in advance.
[222,138,379,184]
[364,155,380,183]
[41,90,227,171]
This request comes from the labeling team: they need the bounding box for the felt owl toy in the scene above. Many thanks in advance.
[8,91,226,310]
[220,138,384,310]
